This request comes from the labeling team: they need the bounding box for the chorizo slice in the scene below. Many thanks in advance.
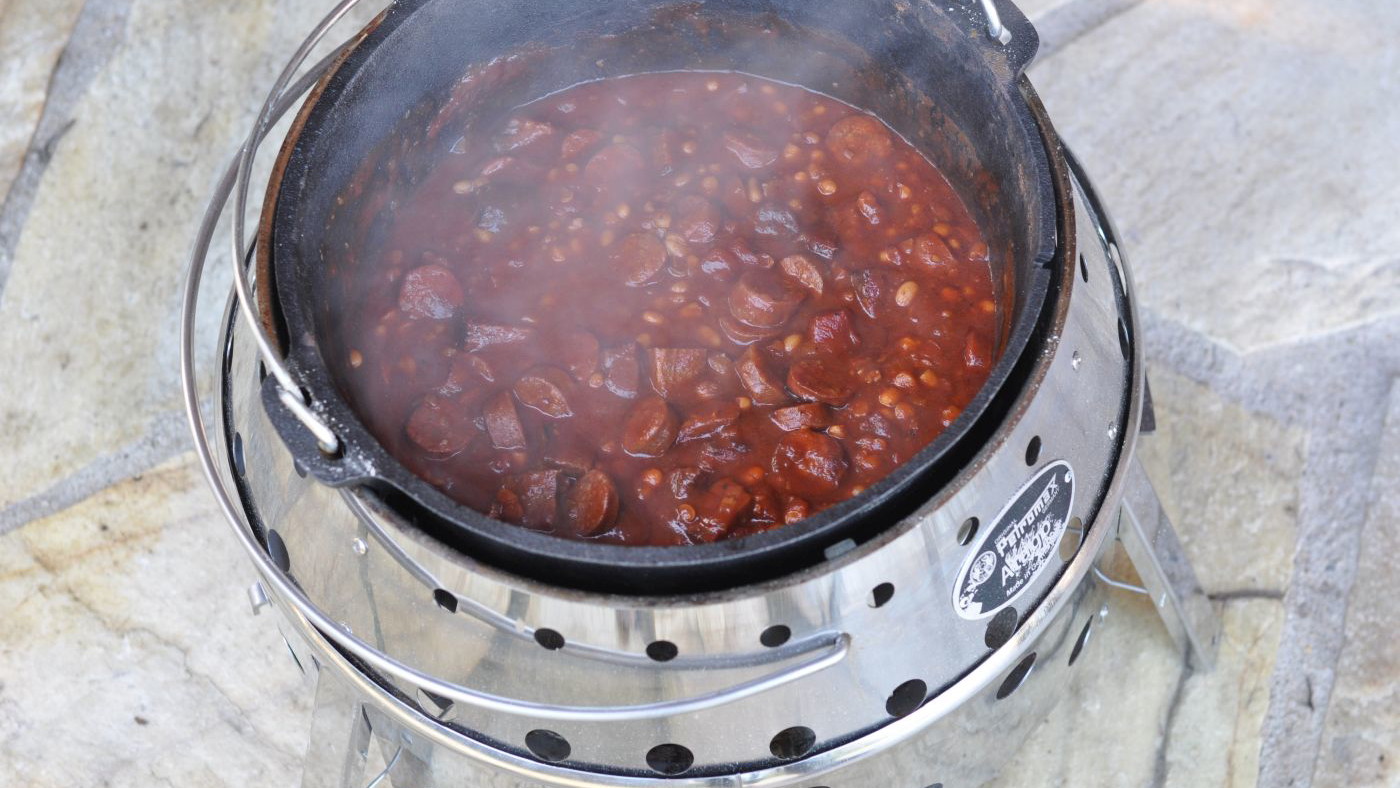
[464,322,534,352]
[728,270,805,329]
[511,470,563,528]
[648,347,707,399]
[735,346,789,406]
[405,395,474,455]
[806,309,859,354]
[769,403,832,432]
[622,396,679,457]
[675,196,720,245]
[494,117,557,156]
[514,366,574,418]
[558,330,600,382]
[583,143,645,184]
[563,469,620,536]
[677,401,742,443]
[613,232,668,286]
[722,131,779,170]
[779,254,824,295]
[771,429,848,498]
[398,264,464,320]
[787,354,855,406]
[560,128,603,161]
[601,344,642,399]
[484,390,527,450]
[692,478,753,541]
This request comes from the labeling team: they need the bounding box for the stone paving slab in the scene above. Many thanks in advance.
[1311,388,1400,788]
[0,0,85,202]
[1029,0,1400,354]
[0,454,310,786]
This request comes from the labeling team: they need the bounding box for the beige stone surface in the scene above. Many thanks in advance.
[0,0,85,202]
[0,453,311,786]
[1311,390,1400,788]
[1030,0,1400,353]
[1136,368,1305,594]
[991,590,1283,788]
[0,0,380,511]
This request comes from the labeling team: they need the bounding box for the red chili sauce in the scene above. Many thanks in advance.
[332,72,997,546]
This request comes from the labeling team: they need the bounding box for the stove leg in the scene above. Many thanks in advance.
[300,666,373,788]
[1118,456,1222,669]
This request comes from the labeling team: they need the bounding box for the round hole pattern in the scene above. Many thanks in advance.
[433,588,458,613]
[996,652,1038,700]
[646,640,679,662]
[1118,318,1131,360]
[984,606,1018,649]
[266,529,290,572]
[1025,435,1041,466]
[760,625,792,648]
[646,743,694,775]
[1079,253,1089,283]
[232,432,246,477]
[869,582,896,608]
[534,628,565,651]
[885,678,927,718]
[957,517,979,546]
[769,726,817,759]
[1069,616,1094,666]
[1058,516,1084,562]
[525,729,571,763]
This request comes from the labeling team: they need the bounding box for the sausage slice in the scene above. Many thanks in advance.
[771,429,848,498]
[622,396,679,457]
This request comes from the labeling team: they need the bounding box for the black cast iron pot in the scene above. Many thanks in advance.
[256,0,1063,595]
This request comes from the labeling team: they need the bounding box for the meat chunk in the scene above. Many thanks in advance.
[729,270,805,329]
[771,430,848,498]
[825,114,893,165]
[675,196,720,245]
[463,322,534,352]
[779,254,824,295]
[563,470,619,536]
[614,233,668,286]
[583,143,646,183]
[622,396,679,457]
[735,346,788,406]
[692,478,753,541]
[805,309,858,354]
[511,470,562,528]
[513,367,573,418]
[648,348,707,399]
[557,331,600,382]
[769,403,832,432]
[398,265,463,320]
[722,131,779,170]
[787,355,855,406]
[405,395,473,455]
[677,401,742,443]
[484,390,526,450]
[494,117,556,156]
[560,128,603,161]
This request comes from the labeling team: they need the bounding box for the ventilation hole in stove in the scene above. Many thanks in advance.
[232,432,246,477]
[925,783,945,788]
[957,517,979,546]
[1059,516,1084,562]
[645,743,694,775]
[1069,616,1095,666]
[885,678,927,718]
[258,361,268,382]
[646,640,679,662]
[1025,435,1042,466]
[1118,318,1131,360]
[1079,253,1089,283]
[525,729,571,763]
[760,625,792,648]
[293,459,308,478]
[769,726,817,759]
[266,529,290,572]
[534,628,565,651]
[432,589,458,613]
[984,606,1018,649]
[869,582,895,608]
[996,652,1038,700]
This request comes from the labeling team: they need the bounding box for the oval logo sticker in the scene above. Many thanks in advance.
[953,461,1076,620]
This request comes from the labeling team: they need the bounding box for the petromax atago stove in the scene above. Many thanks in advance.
[179,1,1220,785]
